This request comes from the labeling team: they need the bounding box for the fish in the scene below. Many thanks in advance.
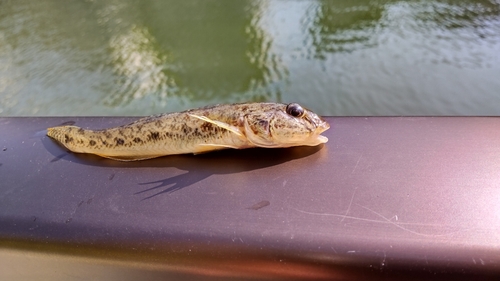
[46,102,330,161]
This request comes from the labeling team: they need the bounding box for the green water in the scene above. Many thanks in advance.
[1,0,499,116]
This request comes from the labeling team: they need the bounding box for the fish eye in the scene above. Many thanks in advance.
[286,103,305,117]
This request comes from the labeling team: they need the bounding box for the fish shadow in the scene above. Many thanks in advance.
[42,135,325,199]
[134,146,323,199]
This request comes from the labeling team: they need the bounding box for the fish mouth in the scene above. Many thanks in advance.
[315,135,329,144]
[318,121,330,132]
[316,119,330,134]
[313,120,330,144]
[300,132,328,146]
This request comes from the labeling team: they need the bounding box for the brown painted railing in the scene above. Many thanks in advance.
[1,117,499,280]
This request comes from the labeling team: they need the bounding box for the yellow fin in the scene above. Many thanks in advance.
[192,143,239,154]
[188,114,243,137]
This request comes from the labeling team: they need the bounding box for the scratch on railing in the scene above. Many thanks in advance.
[292,204,467,237]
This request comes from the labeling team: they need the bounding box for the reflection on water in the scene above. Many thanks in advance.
[134,0,286,104]
[0,0,499,116]
[245,1,287,102]
[106,25,176,107]
[308,0,384,58]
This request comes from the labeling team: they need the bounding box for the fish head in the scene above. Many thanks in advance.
[244,103,330,148]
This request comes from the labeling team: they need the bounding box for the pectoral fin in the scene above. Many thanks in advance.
[188,114,243,137]
[243,118,280,148]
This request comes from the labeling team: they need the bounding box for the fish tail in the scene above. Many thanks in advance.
[46,125,90,153]
[47,125,78,143]
[47,125,162,161]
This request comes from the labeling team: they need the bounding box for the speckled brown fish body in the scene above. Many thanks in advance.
[47,102,330,161]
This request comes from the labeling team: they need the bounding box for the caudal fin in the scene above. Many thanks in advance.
[47,125,80,144]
